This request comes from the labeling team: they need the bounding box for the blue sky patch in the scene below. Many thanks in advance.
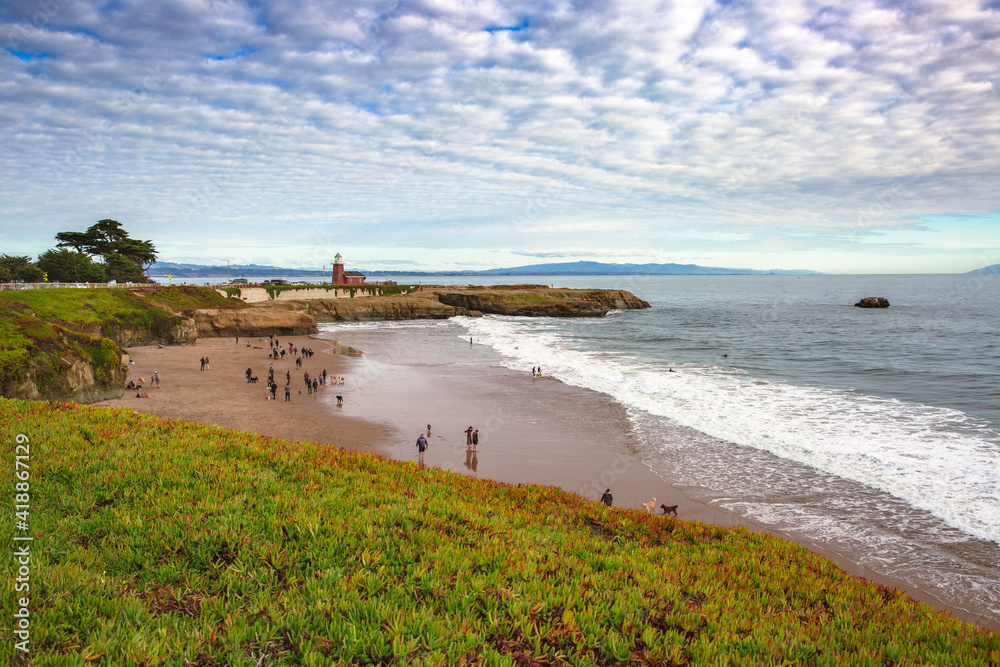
[485,18,529,33]
[4,49,51,62]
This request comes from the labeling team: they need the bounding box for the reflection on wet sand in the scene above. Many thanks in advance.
[465,450,478,473]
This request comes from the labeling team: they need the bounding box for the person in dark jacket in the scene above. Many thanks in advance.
[601,489,613,507]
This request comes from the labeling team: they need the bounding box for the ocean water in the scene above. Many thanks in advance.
[320,273,1000,625]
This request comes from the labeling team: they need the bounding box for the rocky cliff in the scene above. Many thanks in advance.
[272,286,650,323]
[434,288,650,317]
[0,316,128,403]
[191,307,317,337]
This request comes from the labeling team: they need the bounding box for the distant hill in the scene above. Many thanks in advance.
[152,260,821,278]
[967,264,1000,274]
[151,262,327,278]
[468,261,821,276]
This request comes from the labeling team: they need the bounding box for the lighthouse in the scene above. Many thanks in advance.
[332,252,344,285]
[331,253,366,285]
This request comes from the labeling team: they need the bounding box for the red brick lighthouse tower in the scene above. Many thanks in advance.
[331,252,344,285]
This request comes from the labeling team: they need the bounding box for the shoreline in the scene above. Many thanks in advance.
[102,330,998,633]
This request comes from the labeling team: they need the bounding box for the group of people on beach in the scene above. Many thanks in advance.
[531,366,542,377]
[266,335,316,361]
[415,424,481,461]
[125,370,159,398]
[248,335,333,404]
[464,426,480,450]
[199,357,210,371]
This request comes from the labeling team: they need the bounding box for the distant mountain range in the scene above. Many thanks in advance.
[461,261,821,276]
[967,264,1000,274]
[150,262,328,278]
[150,260,822,278]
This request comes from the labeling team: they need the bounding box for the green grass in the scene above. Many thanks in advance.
[0,288,181,339]
[0,301,125,390]
[0,286,244,394]
[141,285,249,313]
[2,399,997,665]
[0,288,194,393]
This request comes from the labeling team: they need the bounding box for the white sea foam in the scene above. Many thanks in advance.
[457,315,1000,545]
[317,320,454,334]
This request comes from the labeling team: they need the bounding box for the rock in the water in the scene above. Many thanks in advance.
[855,296,890,308]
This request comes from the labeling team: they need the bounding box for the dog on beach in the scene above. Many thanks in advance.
[249,376,258,384]
[336,395,344,405]
[641,497,656,513]
[660,504,678,517]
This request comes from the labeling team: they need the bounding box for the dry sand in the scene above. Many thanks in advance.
[95,335,392,451]
[99,330,997,632]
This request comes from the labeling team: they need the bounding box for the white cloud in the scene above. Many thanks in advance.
[1,0,998,272]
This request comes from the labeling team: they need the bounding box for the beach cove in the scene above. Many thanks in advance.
[100,315,1000,634]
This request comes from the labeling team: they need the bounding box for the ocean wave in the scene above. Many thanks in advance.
[456,315,1000,545]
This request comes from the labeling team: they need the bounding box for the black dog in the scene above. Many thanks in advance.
[336,395,344,405]
[660,504,678,517]
[249,376,258,384]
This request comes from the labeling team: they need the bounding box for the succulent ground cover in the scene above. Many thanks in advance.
[2,399,998,665]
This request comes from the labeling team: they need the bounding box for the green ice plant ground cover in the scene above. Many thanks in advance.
[1,399,997,666]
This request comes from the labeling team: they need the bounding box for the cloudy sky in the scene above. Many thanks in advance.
[2,0,998,273]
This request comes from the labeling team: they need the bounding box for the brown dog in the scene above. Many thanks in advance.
[660,504,678,517]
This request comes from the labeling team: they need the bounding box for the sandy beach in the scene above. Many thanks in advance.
[96,335,393,452]
[99,328,997,632]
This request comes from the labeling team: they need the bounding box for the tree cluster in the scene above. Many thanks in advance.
[1,220,157,284]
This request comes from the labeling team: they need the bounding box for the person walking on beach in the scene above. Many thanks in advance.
[465,426,474,448]
[416,433,428,461]
[200,357,206,371]
[532,366,536,377]
[284,384,291,401]
[153,371,160,388]
[204,357,210,370]
[601,489,613,507]
[472,429,479,451]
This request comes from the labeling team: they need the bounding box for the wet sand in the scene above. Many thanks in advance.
[103,330,997,633]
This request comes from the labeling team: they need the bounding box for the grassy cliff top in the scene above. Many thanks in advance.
[2,399,997,665]
[0,285,245,326]
[0,286,246,399]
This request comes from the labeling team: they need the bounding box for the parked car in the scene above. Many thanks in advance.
[230,278,248,285]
